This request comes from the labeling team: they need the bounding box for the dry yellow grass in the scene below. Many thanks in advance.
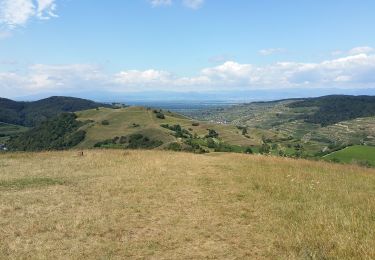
[0,150,374,259]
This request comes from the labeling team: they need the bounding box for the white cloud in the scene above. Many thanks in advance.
[332,46,374,56]
[2,52,375,97]
[259,48,286,56]
[349,46,374,55]
[36,0,58,19]
[0,0,57,29]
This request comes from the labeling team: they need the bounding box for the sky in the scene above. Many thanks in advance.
[1,0,375,100]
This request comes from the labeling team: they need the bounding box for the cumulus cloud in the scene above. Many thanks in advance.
[332,46,374,56]
[2,51,375,97]
[349,46,374,55]
[0,0,57,29]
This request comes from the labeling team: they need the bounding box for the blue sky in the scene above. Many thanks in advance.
[1,0,375,100]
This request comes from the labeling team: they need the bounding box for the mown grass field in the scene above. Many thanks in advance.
[324,145,375,166]
[0,150,374,259]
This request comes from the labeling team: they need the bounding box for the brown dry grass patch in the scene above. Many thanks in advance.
[0,150,374,259]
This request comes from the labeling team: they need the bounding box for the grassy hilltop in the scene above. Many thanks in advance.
[75,106,259,149]
[0,150,374,259]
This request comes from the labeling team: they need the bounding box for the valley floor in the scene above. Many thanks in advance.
[0,150,374,259]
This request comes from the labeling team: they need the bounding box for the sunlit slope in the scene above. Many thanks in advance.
[0,150,374,259]
[75,106,258,148]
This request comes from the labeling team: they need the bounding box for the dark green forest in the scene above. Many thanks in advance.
[288,95,375,126]
[7,113,86,151]
[0,96,109,127]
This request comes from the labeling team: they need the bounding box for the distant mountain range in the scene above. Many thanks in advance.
[11,88,375,103]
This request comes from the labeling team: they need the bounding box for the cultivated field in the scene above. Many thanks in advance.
[324,145,375,166]
[0,150,374,259]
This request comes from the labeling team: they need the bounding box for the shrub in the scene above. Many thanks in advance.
[156,112,165,119]
[259,144,270,154]
[167,142,182,151]
[244,147,253,154]
[353,160,372,168]
[126,134,163,149]
[214,143,235,152]
[206,129,219,138]
[206,138,216,149]
[330,158,341,163]
[192,122,200,126]
[94,139,115,148]
[101,120,110,125]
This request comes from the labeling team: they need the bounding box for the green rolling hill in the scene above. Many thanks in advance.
[75,106,259,150]
[2,95,374,167]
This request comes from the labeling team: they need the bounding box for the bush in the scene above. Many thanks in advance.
[353,160,372,168]
[126,134,163,149]
[101,120,110,125]
[206,138,216,149]
[167,142,182,151]
[161,124,192,138]
[156,112,165,119]
[206,129,219,138]
[244,147,253,154]
[214,143,237,152]
[192,122,200,126]
[330,158,341,163]
[259,144,270,154]
[94,139,115,148]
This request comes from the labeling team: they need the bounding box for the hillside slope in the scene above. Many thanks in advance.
[0,96,110,127]
[75,106,259,149]
[287,95,375,126]
[0,150,374,259]
[188,95,375,157]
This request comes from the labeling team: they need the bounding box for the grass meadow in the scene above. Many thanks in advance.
[324,145,375,166]
[0,150,374,259]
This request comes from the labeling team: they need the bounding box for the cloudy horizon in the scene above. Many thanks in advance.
[1,0,375,100]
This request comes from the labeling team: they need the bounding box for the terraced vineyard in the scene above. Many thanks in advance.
[187,96,375,160]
